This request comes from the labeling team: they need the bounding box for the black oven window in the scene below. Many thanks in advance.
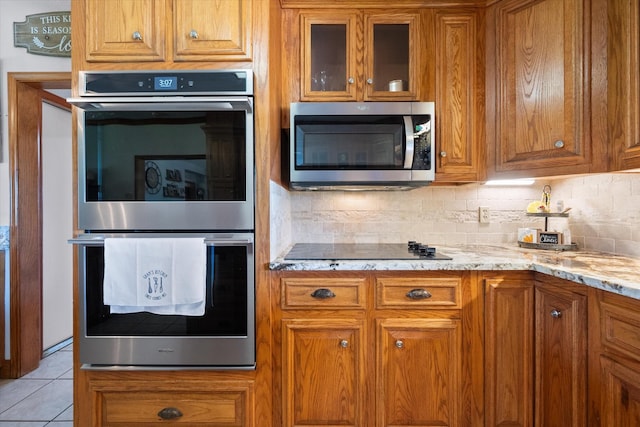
[84,245,248,337]
[84,110,247,202]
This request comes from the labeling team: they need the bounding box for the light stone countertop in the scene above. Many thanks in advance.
[269,244,640,300]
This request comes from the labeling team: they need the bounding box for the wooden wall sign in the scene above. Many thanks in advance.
[13,11,71,57]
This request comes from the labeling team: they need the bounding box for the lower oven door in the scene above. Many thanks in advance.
[71,232,255,369]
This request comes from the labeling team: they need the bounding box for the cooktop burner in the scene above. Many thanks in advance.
[284,241,452,261]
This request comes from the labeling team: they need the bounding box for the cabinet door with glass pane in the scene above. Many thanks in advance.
[300,12,360,101]
[299,10,419,101]
[363,12,419,101]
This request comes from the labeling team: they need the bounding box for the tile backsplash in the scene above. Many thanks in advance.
[270,172,640,259]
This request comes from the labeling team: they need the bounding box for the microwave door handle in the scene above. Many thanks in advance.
[403,116,415,169]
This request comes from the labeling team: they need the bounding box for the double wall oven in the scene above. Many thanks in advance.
[69,70,255,368]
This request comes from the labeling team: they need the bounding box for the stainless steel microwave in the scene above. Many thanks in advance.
[288,102,435,190]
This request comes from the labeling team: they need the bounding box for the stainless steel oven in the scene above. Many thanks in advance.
[68,70,254,231]
[71,232,255,368]
[68,70,256,369]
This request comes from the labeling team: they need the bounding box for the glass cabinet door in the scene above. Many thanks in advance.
[299,10,418,101]
[364,13,418,100]
[301,12,359,101]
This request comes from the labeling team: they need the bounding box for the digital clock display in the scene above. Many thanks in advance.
[154,76,178,91]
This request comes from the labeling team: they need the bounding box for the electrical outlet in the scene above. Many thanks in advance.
[479,206,490,223]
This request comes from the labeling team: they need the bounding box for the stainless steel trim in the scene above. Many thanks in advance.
[70,233,253,247]
[67,97,253,113]
[81,363,256,371]
[403,115,414,169]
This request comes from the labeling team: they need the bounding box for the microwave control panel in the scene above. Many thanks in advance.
[412,118,432,170]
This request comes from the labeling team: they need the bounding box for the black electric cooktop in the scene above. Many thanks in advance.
[284,242,452,261]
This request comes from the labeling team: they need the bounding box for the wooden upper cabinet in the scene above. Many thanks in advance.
[608,0,640,170]
[488,0,591,177]
[86,0,166,62]
[84,0,252,63]
[173,0,252,62]
[299,10,420,101]
[300,11,359,101]
[435,9,485,182]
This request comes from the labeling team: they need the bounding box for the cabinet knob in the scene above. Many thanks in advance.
[440,151,447,158]
[189,29,199,39]
[158,407,183,420]
[366,78,373,85]
[310,288,336,299]
[554,140,565,148]
[132,31,143,41]
[395,340,404,349]
[550,309,562,318]
[340,340,349,348]
[348,77,355,84]
[406,288,432,300]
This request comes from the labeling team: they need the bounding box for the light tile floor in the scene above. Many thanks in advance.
[0,344,73,427]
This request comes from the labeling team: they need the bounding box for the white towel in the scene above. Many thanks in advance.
[103,237,207,316]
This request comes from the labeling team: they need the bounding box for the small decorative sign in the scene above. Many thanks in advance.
[13,11,71,57]
[538,231,562,245]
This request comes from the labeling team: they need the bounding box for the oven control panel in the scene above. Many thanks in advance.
[80,70,253,96]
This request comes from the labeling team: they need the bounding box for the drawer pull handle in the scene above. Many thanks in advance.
[406,288,432,300]
[158,407,183,420]
[340,339,349,348]
[550,309,562,318]
[311,288,336,299]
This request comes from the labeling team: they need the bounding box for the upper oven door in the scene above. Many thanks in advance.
[70,97,254,231]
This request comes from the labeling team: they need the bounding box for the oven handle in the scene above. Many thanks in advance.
[67,96,253,113]
[68,237,253,247]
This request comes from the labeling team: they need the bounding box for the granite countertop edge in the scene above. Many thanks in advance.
[269,244,640,300]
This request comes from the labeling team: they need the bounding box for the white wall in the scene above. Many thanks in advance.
[42,102,72,350]
[0,0,71,225]
[1,1,72,355]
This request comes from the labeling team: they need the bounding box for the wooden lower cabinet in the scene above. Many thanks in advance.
[485,273,534,427]
[600,357,640,426]
[89,379,254,426]
[484,273,587,427]
[273,271,482,427]
[281,319,365,427]
[534,282,587,427]
[377,318,461,427]
[596,290,640,426]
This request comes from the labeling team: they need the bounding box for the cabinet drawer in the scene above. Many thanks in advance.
[601,301,640,364]
[281,277,366,309]
[93,380,253,426]
[376,277,461,309]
